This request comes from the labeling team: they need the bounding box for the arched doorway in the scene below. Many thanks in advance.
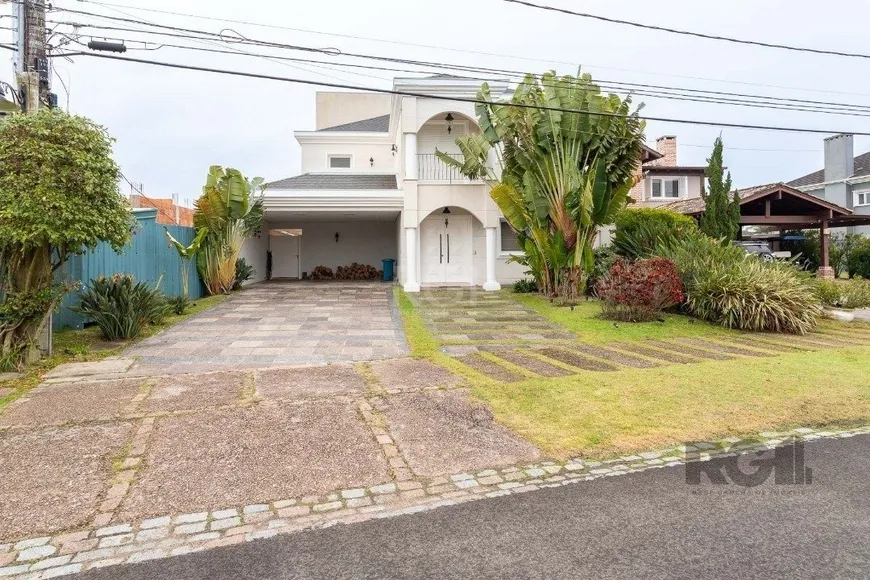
[419,207,478,286]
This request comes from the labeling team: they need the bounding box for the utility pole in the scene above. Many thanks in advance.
[14,0,50,112]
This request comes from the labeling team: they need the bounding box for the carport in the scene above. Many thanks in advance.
[665,182,870,278]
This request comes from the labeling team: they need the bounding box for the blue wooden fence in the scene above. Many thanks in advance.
[53,208,204,329]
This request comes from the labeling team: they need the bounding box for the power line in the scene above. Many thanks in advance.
[51,51,870,136]
[70,0,870,99]
[47,19,870,114]
[49,22,870,118]
[503,0,870,60]
[681,144,819,153]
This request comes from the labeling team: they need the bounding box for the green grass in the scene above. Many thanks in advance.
[473,345,870,458]
[0,293,230,410]
[396,287,870,459]
[512,292,739,343]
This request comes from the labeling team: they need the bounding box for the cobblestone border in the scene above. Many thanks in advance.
[2,423,868,578]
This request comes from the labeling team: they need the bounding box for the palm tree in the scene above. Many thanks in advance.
[437,72,645,302]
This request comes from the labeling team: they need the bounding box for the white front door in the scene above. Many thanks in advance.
[420,215,472,285]
[270,234,300,278]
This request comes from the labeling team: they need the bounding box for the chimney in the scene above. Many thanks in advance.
[655,136,677,166]
[824,134,854,182]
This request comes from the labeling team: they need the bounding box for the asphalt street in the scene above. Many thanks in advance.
[80,434,870,580]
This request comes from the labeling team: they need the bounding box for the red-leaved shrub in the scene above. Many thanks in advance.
[594,257,684,322]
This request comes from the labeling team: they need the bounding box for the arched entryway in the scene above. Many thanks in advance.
[418,206,478,286]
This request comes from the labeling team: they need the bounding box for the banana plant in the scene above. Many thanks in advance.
[165,226,208,297]
[193,166,265,295]
[436,71,645,301]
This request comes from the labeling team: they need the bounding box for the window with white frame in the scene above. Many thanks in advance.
[855,191,870,207]
[651,178,680,199]
[328,155,352,168]
[500,220,521,252]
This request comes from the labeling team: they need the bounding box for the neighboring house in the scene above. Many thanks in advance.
[246,76,529,291]
[787,134,870,235]
[629,135,706,207]
[129,194,194,227]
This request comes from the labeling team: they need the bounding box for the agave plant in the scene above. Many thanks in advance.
[193,166,265,295]
[436,72,645,302]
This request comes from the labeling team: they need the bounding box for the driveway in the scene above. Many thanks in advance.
[125,281,408,374]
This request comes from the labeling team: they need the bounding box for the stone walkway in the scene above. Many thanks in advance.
[125,282,408,374]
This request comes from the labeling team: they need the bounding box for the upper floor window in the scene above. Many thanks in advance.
[856,191,870,207]
[651,178,680,199]
[328,155,352,169]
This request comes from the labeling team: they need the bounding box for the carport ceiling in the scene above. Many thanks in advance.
[265,211,400,223]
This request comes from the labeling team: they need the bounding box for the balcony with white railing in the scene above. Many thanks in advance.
[416,153,478,183]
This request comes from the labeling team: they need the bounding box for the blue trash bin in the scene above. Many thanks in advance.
[382,258,396,282]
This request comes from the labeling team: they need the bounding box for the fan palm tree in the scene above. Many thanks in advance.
[193,166,265,295]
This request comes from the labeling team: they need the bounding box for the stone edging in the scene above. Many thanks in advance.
[1,424,868,579]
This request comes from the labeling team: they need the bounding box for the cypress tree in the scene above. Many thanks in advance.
[700,137,737,242]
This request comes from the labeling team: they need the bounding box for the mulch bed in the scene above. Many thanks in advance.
[572,344,660,369]
[535,348,619,372]
[456,354,526,383]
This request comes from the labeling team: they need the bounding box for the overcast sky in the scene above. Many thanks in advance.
[4,0,870,204]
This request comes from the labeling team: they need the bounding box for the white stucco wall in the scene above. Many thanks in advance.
[299,142,397,174]
[266,220,398,277]
[238,233,270,285]
[315,92,390,130]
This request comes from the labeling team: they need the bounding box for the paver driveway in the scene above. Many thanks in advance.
[126,282,408,374]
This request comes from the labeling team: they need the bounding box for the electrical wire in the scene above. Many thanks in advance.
[71,0,870,99]
[47,22,870,118]
[50,51,870,136]
[503,0,870,60]
[120,173,180,225]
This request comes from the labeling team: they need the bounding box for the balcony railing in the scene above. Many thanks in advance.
[417,153,477,183]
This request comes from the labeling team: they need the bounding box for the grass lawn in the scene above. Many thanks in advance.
[512,292,740,343]
[0,293,230,410]
[473,346,870,458]
[398,287,870,459]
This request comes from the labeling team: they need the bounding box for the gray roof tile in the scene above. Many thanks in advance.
[266,173,398,190]
[788,151,870,188]
[318,114,390,132]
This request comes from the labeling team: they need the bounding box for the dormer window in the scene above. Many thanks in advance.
[651,177,680,199]
[328,155,352,169]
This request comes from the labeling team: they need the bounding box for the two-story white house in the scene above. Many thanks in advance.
[240,75,700,291]
[242,75,529,292]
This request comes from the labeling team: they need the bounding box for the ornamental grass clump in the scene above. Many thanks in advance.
[595,257,684,322]
[658,235,822,334]
[72,274,171,341]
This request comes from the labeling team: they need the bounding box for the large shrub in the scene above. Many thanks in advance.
[817,279,870,309]
[658,235,821,334]
[613,208,699,259]
[586,246,618,295]
[0,110,132,368]
[846,237,870,279]
[595,257,684,322]
[72,275,171,341]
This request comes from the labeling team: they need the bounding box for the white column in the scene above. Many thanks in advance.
[404,227,420,292]
[483,227,501,291]
[404,132,418,180]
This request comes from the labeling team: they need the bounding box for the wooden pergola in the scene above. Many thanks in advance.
[663,183,870,277]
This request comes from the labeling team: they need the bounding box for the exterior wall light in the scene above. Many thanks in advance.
[370,157,374,167]
[445,113,454,135]
[335,232,340,243]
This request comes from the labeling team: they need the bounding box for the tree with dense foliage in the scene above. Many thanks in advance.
[437,72,646,302]
[193,166,264,295]
[613,207,699,259]
[699,137,740,242]
[0,110,132,369]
